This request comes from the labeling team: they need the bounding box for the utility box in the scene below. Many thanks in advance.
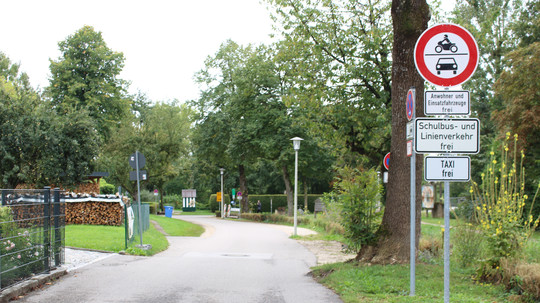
[182,189,197,212]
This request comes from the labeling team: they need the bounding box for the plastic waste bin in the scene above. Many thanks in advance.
[164,206,173,218]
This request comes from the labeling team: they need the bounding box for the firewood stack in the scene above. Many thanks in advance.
[64,193,128,226]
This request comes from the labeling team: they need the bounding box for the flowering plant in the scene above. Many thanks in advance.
[470,133,539,268]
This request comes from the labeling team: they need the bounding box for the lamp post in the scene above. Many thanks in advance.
[220,168,225,219]
[291,137,303,236]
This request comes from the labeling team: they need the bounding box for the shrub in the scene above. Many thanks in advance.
[0,206,44,287]
[163,194,181,209]
[500,259,540,301]
[418,236,442,264]
[323,166,383,253]
[144,202,158,215]
[452,224,486,268]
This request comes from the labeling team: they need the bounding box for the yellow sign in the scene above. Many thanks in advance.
[217,192,222,202]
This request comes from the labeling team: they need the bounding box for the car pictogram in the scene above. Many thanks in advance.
[436,58,458,75]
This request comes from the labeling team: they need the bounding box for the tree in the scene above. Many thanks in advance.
[47,25,131,141]
[267,0,393,169]
[451,0,524,137]
[142,101,192,209]
[0,52,99,188]
[193,41,287,212]
[99,99,192,208]
[356,0,430,263]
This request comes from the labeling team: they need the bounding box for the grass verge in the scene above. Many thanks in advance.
[312,262,508,303]
[150,214,204,237]
[65,215,204,256]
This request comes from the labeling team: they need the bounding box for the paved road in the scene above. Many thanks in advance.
[19,216,342,303]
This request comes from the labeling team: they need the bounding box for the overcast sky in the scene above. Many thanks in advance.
[1,0,275,103]
[1,0,455,103]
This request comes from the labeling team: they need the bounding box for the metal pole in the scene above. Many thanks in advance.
[294,149,299,236]
[410,132,416,296]
[220,169,224,219]
[43,187,51,273]
[53,188,61,267]
[444,180,451,303]
[136,151,143,246]
[410,87,416,296]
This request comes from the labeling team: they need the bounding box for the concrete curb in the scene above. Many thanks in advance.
[0,268,67,303]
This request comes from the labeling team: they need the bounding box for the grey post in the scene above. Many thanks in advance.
[410,87,416,296]
[43,187,51,272]
[136,151,144,246]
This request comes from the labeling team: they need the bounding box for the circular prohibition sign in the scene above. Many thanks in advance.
[414,24,479,87]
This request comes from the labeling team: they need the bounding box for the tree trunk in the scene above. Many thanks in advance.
[239,164,249,212]
[357,0,430,264]
[282,165,294,216]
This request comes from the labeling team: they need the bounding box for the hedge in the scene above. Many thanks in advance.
[208,194,323,213]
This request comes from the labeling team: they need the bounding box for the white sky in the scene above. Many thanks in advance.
[0,0,275,103]
[1,0,456,103]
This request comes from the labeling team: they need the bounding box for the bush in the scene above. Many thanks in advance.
[452,223,486,268]
[144,202,158,215]
[100,183,115,195]
[240,212,312,225]
[323,166,383,253]
[0,207,44,288]
[311,215,345,235]
[500,259,540,301]
[163,194,181,209]
[208,194,324,213]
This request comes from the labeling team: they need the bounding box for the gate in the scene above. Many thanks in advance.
[0,187,65,290]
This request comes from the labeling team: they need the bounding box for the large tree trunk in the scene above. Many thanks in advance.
[239,165,249,212]
[357,0,430,264]
[282,165,294,216]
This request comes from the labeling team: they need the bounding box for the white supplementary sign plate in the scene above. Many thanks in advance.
[425,90,470,115]
[415,118,480,154]
[425,156,470,182]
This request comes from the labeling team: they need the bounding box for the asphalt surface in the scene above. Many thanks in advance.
[17,215,342,303]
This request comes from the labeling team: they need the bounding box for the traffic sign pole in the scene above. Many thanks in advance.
[409,87,416,297]
[135,151,143,247]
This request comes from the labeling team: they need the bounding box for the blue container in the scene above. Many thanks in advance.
[164,206,173,218]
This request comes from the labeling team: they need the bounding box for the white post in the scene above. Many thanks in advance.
[220,168,224,219]
[291,137,303,236]
[294,149,299,236]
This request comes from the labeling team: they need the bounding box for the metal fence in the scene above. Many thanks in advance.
[0,187,65,290]
[124,202,150,249]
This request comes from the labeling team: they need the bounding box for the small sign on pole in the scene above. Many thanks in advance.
[425,90,470,115]
[383,153,391,170]
[424,156,470,182]
[217,192,222,202]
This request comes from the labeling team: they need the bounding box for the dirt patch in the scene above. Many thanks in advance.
[297,240,356,265]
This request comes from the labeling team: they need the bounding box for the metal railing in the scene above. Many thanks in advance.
[0,187,65,290]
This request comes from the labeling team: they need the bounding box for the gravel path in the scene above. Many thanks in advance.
[62,248,117,272]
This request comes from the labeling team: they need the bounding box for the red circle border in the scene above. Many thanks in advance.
[414,24,479,87]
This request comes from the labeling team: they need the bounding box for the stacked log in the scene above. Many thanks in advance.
[66,201,124,226]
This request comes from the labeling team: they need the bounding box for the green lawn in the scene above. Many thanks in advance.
[65,215,204,256]
[150,214,204,236]
[312,262,508,303]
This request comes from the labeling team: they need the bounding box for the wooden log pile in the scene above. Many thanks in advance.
[66,201,124,226]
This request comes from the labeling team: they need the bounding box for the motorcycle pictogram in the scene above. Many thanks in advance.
[435,34,458,53]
